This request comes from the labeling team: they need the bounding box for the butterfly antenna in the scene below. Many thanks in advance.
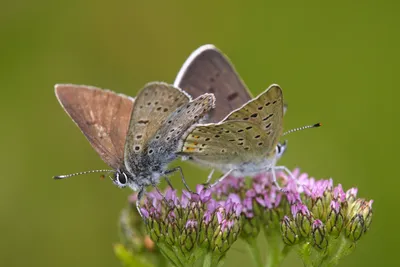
[53,169,113,180]
[283,123,321,136]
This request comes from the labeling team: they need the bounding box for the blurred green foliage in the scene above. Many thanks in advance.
[0,0,398,266]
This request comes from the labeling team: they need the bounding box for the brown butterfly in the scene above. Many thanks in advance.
[54,82,215,215]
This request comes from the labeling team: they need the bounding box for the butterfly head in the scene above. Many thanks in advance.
[113,166,159,192]
[276,140,288,160]
[113,170,129,188]
[113,169,141,191]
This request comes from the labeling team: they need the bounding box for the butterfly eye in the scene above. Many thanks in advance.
[114,172,128,187]
[276,141,288,159]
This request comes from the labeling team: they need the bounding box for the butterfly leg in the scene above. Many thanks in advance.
[164,176,175,190]
[272,165,299,192]
[205,169,215,184]
[164,166,192,192]
[209,169,234,189]
[200,169,215,188]
[274,166,296,181]
[271,167,288,193]
[151,183,176,209]
[153,184,168,200]
[136,188,145,219]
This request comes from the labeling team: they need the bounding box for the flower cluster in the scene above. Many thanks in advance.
[211,173,290,237]
[140,185,242,267]
[208,169,373,266]
[282,170,373,241]
[281,170,373,266]
[117,169,373,267]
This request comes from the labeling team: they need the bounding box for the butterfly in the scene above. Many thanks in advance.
[175,45,288,181]
[178,84,291,190]
[54,82,215,214]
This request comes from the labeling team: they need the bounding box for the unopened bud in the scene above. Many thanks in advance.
[312,220,328,250]
[292,203,312,237]
[281,216,300,245]
[326,200,344,237]
[345,214,364,242]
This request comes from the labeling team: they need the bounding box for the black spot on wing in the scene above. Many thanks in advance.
[227,92,239,101]
[138,120,149,125]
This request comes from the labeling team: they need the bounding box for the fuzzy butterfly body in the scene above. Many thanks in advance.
[121,82,215,191]
[179,84,285,178]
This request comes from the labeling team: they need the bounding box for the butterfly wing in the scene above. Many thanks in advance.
[148,93,215,160]
[179,85,284,165]
[55,84,134,169]
[224,84,282,120]
[223,84,284,148]
[180,120,272,164]
[174,44,252,122]
[124,82,191,160]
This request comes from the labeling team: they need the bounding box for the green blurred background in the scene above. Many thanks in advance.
[1,0,397,266]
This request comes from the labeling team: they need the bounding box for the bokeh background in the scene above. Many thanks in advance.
[1,0,397,266]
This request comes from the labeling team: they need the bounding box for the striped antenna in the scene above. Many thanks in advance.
[53,169,114,180]
[283,123,321,136]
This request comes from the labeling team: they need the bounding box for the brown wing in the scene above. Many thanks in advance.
[174,44,252,122]
[55,84,134,169]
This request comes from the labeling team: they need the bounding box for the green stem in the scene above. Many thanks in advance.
[202,252,212,267]
[264,247,279,267]
[246,238,263,267]
[264,232,288,267]
[158,252,169,267]
[327,236,354,267]
[298,242,313,267]
[157,243,184,267]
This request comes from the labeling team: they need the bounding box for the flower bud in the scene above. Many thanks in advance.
[345,199,373,242]
[346,188,358,203]
[312,220,328,250]
[280,216,299,245]
[180,220,198,252]
[359,200,373,229]
[326,200,344,237]
[292,203,312,237]
[345,214,365,242]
